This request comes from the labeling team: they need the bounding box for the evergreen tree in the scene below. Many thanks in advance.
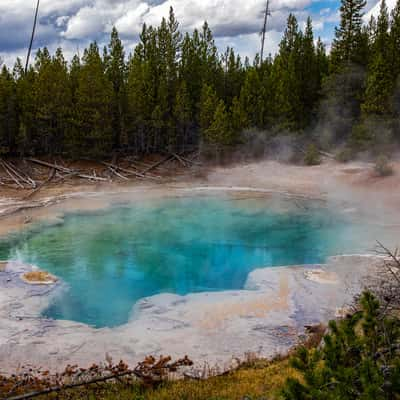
[34,47,72,154]
[199,83,219,138]
[230,96,248,135]
[222,47,244,105]
[271,14,303,130]
[106,27,126,149]
[73,42,113,156]
[0,5,397,158]
[239,68,265,128]
[282,292,400,400]
[362,53,393,115]
[331,0,368,69]
[173,81,192,151]
[199,22,224,94]
[0,66,18,154]
[375,0,390,55]
[362,0,393,115]
[299,17,320,126]
[390,0,400,78]
[205,99,233,145]
[15,63,38,155]
[180,32,203,118]
[316,37,329,84]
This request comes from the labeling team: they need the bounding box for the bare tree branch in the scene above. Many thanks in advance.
[25,0,40,74]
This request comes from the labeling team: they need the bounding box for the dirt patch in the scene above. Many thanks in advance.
[0,262,7,272]
[197,272,290,330]
[304,270,338,284]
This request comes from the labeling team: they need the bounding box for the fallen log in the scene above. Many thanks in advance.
[70,171,107,182]
[107,166,130,181]
[176,154,202,166]
[26,158,107,182]
[6,370,140,400]
[26,158,72,173]
[319,150,335,159]
[127,161,166,176]
[171,153,188,167]
[132,160,171,173]
[53,171,79,184]
[0,160,24,188]
[23,168,56,200]
[6,356,193,400]
[0,179,18,188]
[141,155,174,174]
[4,160,37,188]
[101,161,161,181]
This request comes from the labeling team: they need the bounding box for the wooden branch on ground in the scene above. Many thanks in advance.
[107,166,130,181]
[175,153,202,166]
[0,160,36,189]
[25,158,107,182]
[141,155,174,174]
[5,160,37,188]
[171,153,188,167]
[6,356,193,400]
[22,168,56,200]
[188,152,200,163]
[0,160,25,188]
[319,150,335,159]
[100,161,159,181]
[0,179,18,188]
[6,370,140,400]
[131,160,171,173]
[53,171,79,184]
[126,161,166,177]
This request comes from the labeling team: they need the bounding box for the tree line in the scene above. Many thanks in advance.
[0,0,399,158]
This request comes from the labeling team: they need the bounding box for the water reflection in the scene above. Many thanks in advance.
[0,196,362,328]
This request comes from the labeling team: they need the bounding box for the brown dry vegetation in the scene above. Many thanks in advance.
[21,271,57,284]
[36,358,299,400]
[0,154,199,200]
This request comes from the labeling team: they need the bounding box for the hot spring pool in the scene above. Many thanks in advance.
[0,195,369,328]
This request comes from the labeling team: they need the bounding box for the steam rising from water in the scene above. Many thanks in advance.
[0,193,397,328]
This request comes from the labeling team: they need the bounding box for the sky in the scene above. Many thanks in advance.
[0,0,389,67]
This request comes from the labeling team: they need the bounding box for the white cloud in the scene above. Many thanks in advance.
[365,0,397,21]
[115,3,150,36]
[0,0,336,65]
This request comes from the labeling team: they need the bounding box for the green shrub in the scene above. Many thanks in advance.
[350,123,373,150]
[304,144,321,166]
[282,291,400,400]
[335,148,354,163]
[374,155,394,177]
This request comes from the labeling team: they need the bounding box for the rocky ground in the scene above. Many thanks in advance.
[0,157,399,374]
[0,255,385,374]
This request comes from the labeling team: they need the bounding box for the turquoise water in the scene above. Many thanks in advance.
[0,196,364,328]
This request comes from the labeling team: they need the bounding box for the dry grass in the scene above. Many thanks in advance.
[41,358,299,400]
[34,328,328,399]
[145,359,298,400]
[21,270,57,284]
[0,262,7,272]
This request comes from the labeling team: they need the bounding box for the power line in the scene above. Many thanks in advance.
[25,0,40,74]
[260,0,271,62]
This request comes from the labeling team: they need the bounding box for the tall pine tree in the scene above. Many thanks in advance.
[331,0,368,69]
[362,0,393,115]
[73,42,113,156]
[106,27,126,150]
